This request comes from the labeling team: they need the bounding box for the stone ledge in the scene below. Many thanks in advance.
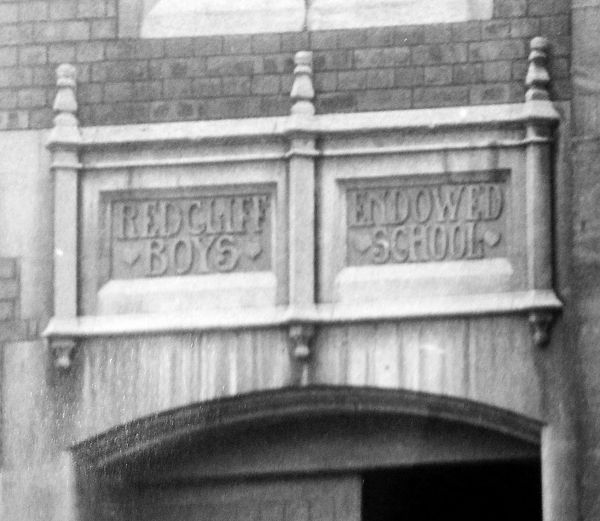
[43,289,562,340]
[75,102,559,148]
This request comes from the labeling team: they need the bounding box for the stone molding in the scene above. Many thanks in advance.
[72,385,542,470]
[44,289,561,340]
[77,103,557,149]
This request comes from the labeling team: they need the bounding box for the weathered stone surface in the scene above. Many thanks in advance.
[0,2,584,521]
[345,173,508,266]
[106,189,273,279]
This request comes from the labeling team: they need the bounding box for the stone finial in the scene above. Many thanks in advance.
[525,37,551,102]
[290,51,315,116]
[49,63,80,145]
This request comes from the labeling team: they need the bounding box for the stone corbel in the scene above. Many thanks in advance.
[524,37,561,348]
[288,324,315,386]
[46,63,82,369]
[50,338,77,370]
[529,312,554,349]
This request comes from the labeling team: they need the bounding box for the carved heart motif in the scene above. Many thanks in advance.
[352,234,372,253]
[121,247,141,266]
[245,240,263,260]
[483,229,501,248]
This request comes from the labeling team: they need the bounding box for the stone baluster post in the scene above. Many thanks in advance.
[47,64,82,369]
[522,37,577,521]
[287,51,317,385]
[524,37,558,347]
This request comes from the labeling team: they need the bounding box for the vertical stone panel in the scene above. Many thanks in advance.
[369,323,401,388]
[73,316,541,444]
[74,329,291,442]
[468,316,541,418]
[312,326,348,385]
[345,323,372,385]
[233,330,255,395]
[312,315,541,418]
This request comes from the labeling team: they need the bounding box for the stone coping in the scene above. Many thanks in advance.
[44,289,562,339]
[71,103,559,148]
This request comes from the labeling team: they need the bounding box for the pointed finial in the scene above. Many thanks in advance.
[290,51,315,116]
[48,63,80,146]
[525,37,551,102]
[54,64,77,115]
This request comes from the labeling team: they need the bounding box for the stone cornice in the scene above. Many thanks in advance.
[44,289,561,340]
[73,103,559,149]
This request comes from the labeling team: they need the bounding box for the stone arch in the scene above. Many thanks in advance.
[73,385,542,474]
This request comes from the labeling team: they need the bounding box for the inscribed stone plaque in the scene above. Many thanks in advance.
[345,171,509,266]
[103,185,274,279]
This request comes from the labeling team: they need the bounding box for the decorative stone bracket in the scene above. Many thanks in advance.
[44,38,562,369]
[289,324,316,386]
[529,312,554,349]
[50,338,77,370]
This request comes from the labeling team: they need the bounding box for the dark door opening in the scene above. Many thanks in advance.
[362,459,542,521]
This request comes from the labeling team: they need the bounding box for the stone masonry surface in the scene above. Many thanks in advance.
[0,0,571,129]
[0,257,38,343]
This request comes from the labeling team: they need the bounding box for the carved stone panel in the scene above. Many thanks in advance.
[100,185,275,280]
[345,170,509,266]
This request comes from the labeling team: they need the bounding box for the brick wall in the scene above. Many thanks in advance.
[0,0,570,129]
[0,257,37,345]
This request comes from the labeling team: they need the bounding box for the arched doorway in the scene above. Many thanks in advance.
[73,386,543,521]
[363,461,541,521]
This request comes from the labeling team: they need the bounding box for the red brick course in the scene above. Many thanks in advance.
[0,0,571,129]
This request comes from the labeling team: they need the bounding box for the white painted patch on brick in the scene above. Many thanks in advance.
[308,0,494,30]
[141,0,305,37]
[140,0,493,38]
